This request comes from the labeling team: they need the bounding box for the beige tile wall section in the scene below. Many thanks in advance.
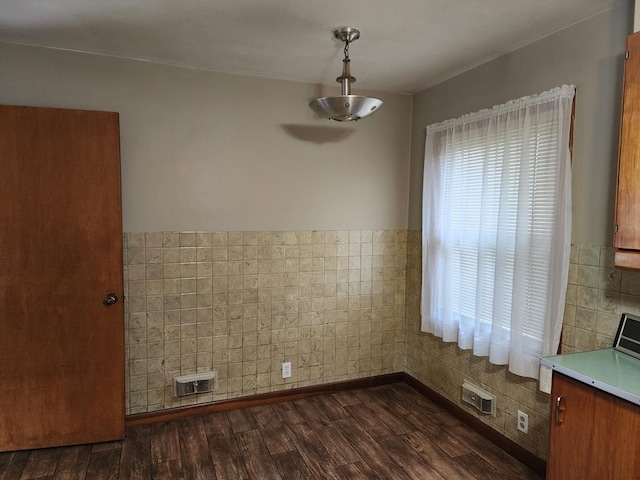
[562,244,640,353]
[123,230,407,415]
[405,235,640,461]
[123,228,640,460]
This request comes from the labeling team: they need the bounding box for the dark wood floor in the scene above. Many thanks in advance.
[0,382,542,480]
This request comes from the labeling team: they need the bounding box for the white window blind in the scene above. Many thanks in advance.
[421,86,574,392]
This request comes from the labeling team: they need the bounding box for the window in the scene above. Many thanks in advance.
[421,86,575,392]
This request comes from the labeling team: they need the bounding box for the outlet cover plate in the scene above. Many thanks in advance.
[282,362,292,378]
[517,410,529,434]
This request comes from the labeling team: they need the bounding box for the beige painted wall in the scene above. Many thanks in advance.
[409,1,633,245]
[0,42,412,232]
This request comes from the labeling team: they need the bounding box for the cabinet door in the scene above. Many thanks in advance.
[0,105,124,451]
[616,32,640,254]
[590,387,640,479]
[547,373,597,480]
[548,373,640,480]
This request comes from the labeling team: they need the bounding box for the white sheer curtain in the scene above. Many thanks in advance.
[421,85,574,393]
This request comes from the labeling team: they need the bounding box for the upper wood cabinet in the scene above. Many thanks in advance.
[615,32,640,268]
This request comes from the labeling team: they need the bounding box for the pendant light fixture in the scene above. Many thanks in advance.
[309,27,383,122]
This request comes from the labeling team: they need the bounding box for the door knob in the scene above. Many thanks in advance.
[103,293,118,306]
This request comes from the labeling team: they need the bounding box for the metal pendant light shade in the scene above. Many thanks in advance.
[309,27,382,122]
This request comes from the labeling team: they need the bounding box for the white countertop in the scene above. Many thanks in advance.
[541,348,640,405]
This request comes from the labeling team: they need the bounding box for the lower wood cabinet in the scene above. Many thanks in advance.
[547,373,640,479]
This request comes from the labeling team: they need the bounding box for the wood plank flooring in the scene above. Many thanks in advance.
[0,382,543,480]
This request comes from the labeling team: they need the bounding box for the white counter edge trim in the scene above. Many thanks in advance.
[540,357,640,405]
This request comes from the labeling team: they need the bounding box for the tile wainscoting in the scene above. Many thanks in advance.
[123,228,640,461]
[404,234,640,460]
[563,244,640,353]
[123,230,407,415]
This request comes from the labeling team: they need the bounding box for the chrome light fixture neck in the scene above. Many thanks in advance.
[309,27,382,122]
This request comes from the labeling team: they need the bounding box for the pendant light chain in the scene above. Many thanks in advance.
[344,40,350,61]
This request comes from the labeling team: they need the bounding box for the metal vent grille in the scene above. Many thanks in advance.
[174,372,216,397]
[461,380,496,416]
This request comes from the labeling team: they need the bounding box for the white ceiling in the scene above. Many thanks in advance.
[0,0,627,94]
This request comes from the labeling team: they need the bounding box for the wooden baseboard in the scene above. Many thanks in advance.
[126,372,404,428]
[400,373,547,477]
[126,371,546,477]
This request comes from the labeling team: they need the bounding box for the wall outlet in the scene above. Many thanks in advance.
[517,410,529,434]
[282,361,292,379]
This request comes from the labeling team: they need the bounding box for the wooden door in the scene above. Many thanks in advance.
[547,373,596,479]
[0,105,125,451]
